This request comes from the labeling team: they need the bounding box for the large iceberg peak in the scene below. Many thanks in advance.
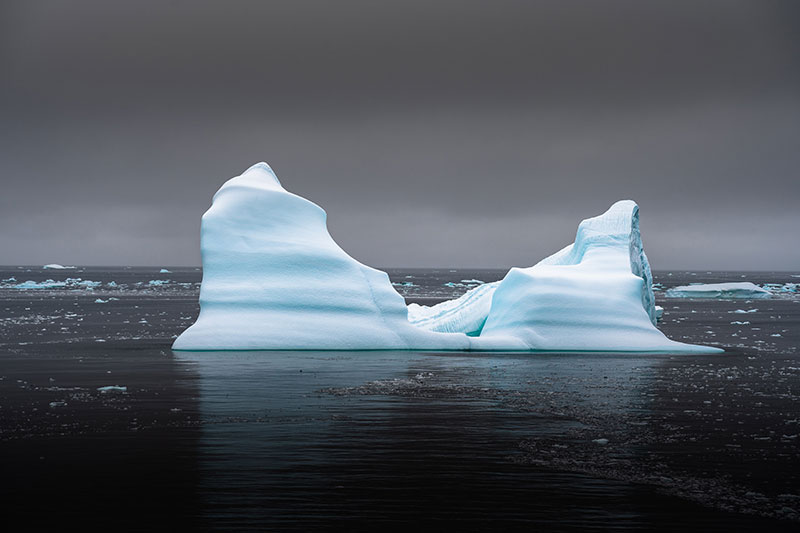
[212,161,284,201]
[242,161,281,186]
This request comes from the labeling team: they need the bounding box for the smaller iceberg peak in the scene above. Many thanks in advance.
[576,200,638,240]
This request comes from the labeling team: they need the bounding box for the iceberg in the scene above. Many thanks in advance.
[43,264,75,270]
[173,163,721,354]
[665,282,772,299]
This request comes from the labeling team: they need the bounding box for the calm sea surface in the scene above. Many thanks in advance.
[1,266,798,530]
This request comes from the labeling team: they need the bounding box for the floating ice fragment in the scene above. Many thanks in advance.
[97,386,126,393]
[43,264,75,269]
[159,268,171,273]
[762,283,797,294]
[13,279,67,289]
[665,282,771,299]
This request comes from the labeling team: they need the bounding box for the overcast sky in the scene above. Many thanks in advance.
[2,1,798,269]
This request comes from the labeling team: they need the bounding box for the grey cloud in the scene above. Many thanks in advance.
[1,1,798,268]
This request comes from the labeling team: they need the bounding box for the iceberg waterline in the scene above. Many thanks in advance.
[173,163,721,353]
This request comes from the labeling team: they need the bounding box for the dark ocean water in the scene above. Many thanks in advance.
[1,266,798,531]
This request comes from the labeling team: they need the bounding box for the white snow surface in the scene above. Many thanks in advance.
[173,163,720,353]
[665,282,772,299]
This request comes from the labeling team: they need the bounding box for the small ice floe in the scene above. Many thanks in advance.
[43,264,76,270]
[762,282,798,294]
[731,309,758,314]
[592,438,609,445]
[392,281,416,287]
[730,321,750,325]
[13,279,67,289]
[655,305,664,320]
[11,278,102,290]
[159,268,171,273]
[95,298,108,304]
[97,385,127,393]
[148,280,169,286]
[665,282,771,299]
[49,401,67,408]
[95,339,106,342]
[460,279,485,285]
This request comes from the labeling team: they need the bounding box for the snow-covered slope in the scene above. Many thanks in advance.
[173,163,720,354]
[665,282,771,299]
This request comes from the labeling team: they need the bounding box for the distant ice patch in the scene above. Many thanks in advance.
[43,264,76,270]
[3,278,102,290]
[97,386,127,393]
[762,283,797,294]
[665,282,771,299]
